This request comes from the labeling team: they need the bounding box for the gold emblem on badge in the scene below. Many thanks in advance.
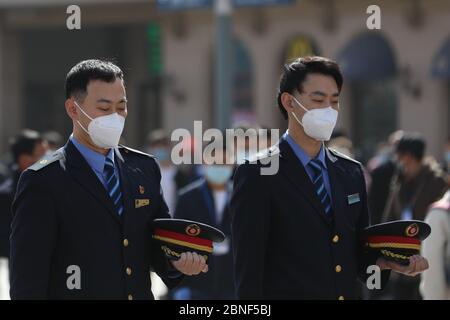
[405,223,419,237]
[135,199,150,208]
[139,185,145,194]
[185,224,201,237]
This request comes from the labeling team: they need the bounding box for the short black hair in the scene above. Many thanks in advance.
[395,132,426,161]
[10,129,44,163]
[65,59,124,100]
[277,56,343,119]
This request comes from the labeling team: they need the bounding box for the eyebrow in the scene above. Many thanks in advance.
[96,97,128,104]
[309,91,340,97]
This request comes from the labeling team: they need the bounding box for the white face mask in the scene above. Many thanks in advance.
[74,101,125,149]
[291,96,338,141]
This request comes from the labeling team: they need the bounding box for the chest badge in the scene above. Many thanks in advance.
[135,199,150,208]
[347,193,360,205]
[139,185,145,194]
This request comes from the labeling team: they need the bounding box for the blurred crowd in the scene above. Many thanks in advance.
[0,125,449,300]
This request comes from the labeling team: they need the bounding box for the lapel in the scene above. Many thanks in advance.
[114,148,133,221]
[278,139,331,224]
[114,147,157,220]
[64,140,121,224]
[325,148,348,224]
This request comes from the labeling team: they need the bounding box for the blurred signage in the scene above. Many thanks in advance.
[156,0,213,11]
[147,23,162,75]
[233,0,293,7]
[157,0,294,11]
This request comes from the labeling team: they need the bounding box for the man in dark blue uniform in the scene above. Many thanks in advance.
[230,56,429,300]
[10,59,207,300]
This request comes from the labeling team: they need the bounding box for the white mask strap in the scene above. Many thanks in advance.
[73,101,93,135]
[76,120,90,135]
[74,101,94,121]
[291,111,304,127]
[291,96,307,127]
[292,96,309,113]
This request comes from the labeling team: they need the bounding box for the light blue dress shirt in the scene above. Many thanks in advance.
[283,130,332,201]
[70,135,120,190]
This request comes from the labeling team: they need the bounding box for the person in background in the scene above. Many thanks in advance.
[367,130,404,225]
[42,131,64,152]
[0,129,48,300]
[146,129,177,216]
[174,137,203,192]
[383,132,447,222]
[420,189,450,300]
[382,132,447,300]
[172,142,235,299]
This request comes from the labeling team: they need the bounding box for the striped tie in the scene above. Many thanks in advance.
[308,159,332,215]
[104,157,124,216]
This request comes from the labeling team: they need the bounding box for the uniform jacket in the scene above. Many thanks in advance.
[10,140,182,299]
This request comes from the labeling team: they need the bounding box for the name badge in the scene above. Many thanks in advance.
[347,193,360,205]
[135,199,150,208]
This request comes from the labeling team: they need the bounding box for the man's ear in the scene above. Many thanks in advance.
[280,92,295,115]
[65,99,77,120]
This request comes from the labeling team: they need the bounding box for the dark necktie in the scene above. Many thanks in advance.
[104,157,124,215]
[308,159,332,215]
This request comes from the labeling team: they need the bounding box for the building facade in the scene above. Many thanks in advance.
[0,0,448,161]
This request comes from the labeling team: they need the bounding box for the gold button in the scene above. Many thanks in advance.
[128,294,133,300]
[335,265,342,273]
[332,235,339,243]
[338,296,344,300]
[126,267,132,276]
[123,239,129,247]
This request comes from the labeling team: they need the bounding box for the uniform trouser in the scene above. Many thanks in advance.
[0,257,9,300]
